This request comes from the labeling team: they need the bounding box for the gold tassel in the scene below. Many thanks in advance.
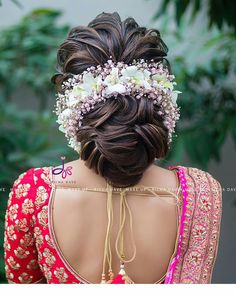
[100,182,137,284]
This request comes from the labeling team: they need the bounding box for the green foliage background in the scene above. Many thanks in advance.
[0,1,235,283]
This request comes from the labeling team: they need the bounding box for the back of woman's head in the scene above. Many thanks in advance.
[51,12,171,188]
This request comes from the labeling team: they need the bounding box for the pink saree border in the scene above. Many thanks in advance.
[164,166,222,283]
[165,165,188,283]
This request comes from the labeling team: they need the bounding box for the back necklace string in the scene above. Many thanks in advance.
[100,180,180,284]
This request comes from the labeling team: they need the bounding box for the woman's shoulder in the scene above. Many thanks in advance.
[175,165,222,189]
[171,165,223,214]
[169,165,223,283]
[8,166,53,205]
[177,165,222,218]
[12,166,52,187]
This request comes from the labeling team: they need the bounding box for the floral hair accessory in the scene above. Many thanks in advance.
[53,58,181,154]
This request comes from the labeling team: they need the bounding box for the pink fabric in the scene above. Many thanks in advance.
[164,166,187,283]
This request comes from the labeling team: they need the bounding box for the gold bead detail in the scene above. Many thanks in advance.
[100,273,107,284]
[108,269,114,280]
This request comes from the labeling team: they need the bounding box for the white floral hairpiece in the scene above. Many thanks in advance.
[53,58,181,154]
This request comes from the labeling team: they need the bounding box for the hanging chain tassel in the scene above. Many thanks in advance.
[111,262,126,284]
[100,180,117,284]
[112,189,136,284]
[100,182,136,284]
[99,178,180,284]
[110,262,133,284]
[100,273,107,284]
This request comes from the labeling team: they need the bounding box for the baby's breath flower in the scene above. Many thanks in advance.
[53,58,181,153]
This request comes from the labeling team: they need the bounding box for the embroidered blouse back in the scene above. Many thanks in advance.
[3,165,222,284]
[49,167,181,284]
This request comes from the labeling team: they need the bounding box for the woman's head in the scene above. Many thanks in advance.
[51,12,172,188]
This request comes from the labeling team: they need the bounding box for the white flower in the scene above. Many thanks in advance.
[171,90,182,105]
[143,69,151,80]
[82,72,103,93]
[152,73,166,82]
[104,67,120,86]
[57,108,72,124]
[152,73,174,90]
[163,81,174,90]
[56,117,63,125]
[68,137,81,153]
[105,84,126,95]
[152,73,175,91]
[67,86,87,107]
[61,108,72,117]
[58,124,66,133]
[67,73,104,107]
[120,66,151,88]
[103,67,126,95]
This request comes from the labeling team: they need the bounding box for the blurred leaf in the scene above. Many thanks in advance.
[0,8,69,109]
[156,10,236,170]
[151,0,236,32]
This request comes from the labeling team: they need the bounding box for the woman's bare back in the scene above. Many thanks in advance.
[51,159,181,283]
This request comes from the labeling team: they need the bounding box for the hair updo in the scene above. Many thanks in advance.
[51,12,171,188]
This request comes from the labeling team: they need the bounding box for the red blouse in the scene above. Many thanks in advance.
[3,165,222,284]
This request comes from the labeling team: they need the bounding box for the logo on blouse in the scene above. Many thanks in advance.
[52,156,73,179]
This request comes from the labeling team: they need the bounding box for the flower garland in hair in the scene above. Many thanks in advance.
[53,58,181,154]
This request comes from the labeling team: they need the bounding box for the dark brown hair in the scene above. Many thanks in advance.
[51,12,170,188]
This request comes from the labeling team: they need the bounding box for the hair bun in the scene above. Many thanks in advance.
[51,12,171,188]
[77,95,168,188]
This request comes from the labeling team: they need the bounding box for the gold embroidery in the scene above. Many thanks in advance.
[33,174,38,185]
[30,217,36,227]
[37,206,48,229]
[7,256,21,270]
[4,239,11,252]
[42,263,52,281]
[15,183,31,199]
[175,167,222,283]
[182,278,194,283]
[35,186,49,208]
[4,212,9,225]
[22,198,34,215]
[34,227,44,246]
[14,246,30,259]
[199,194,212,212]
[38,250,43,262]
[27,259,40,270]
[7,191,13,208]
[186,251,202,266]
[172,167,195,283]
[20,232,34,247]
[203,174,222,283]
[37,235,44,246]
[18,272,33,283]
[41,169,52,187]
[15,218,29,232]
[45,234,55,249]
[54,267,68,283]
[34,226,42,235]
[7,225,17,241]
[192,224,207,241]
[8,204,19,221]
[43,248,56,266]
[32,215,36,223]
[180,168,210,282]
[5,265,14,280]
